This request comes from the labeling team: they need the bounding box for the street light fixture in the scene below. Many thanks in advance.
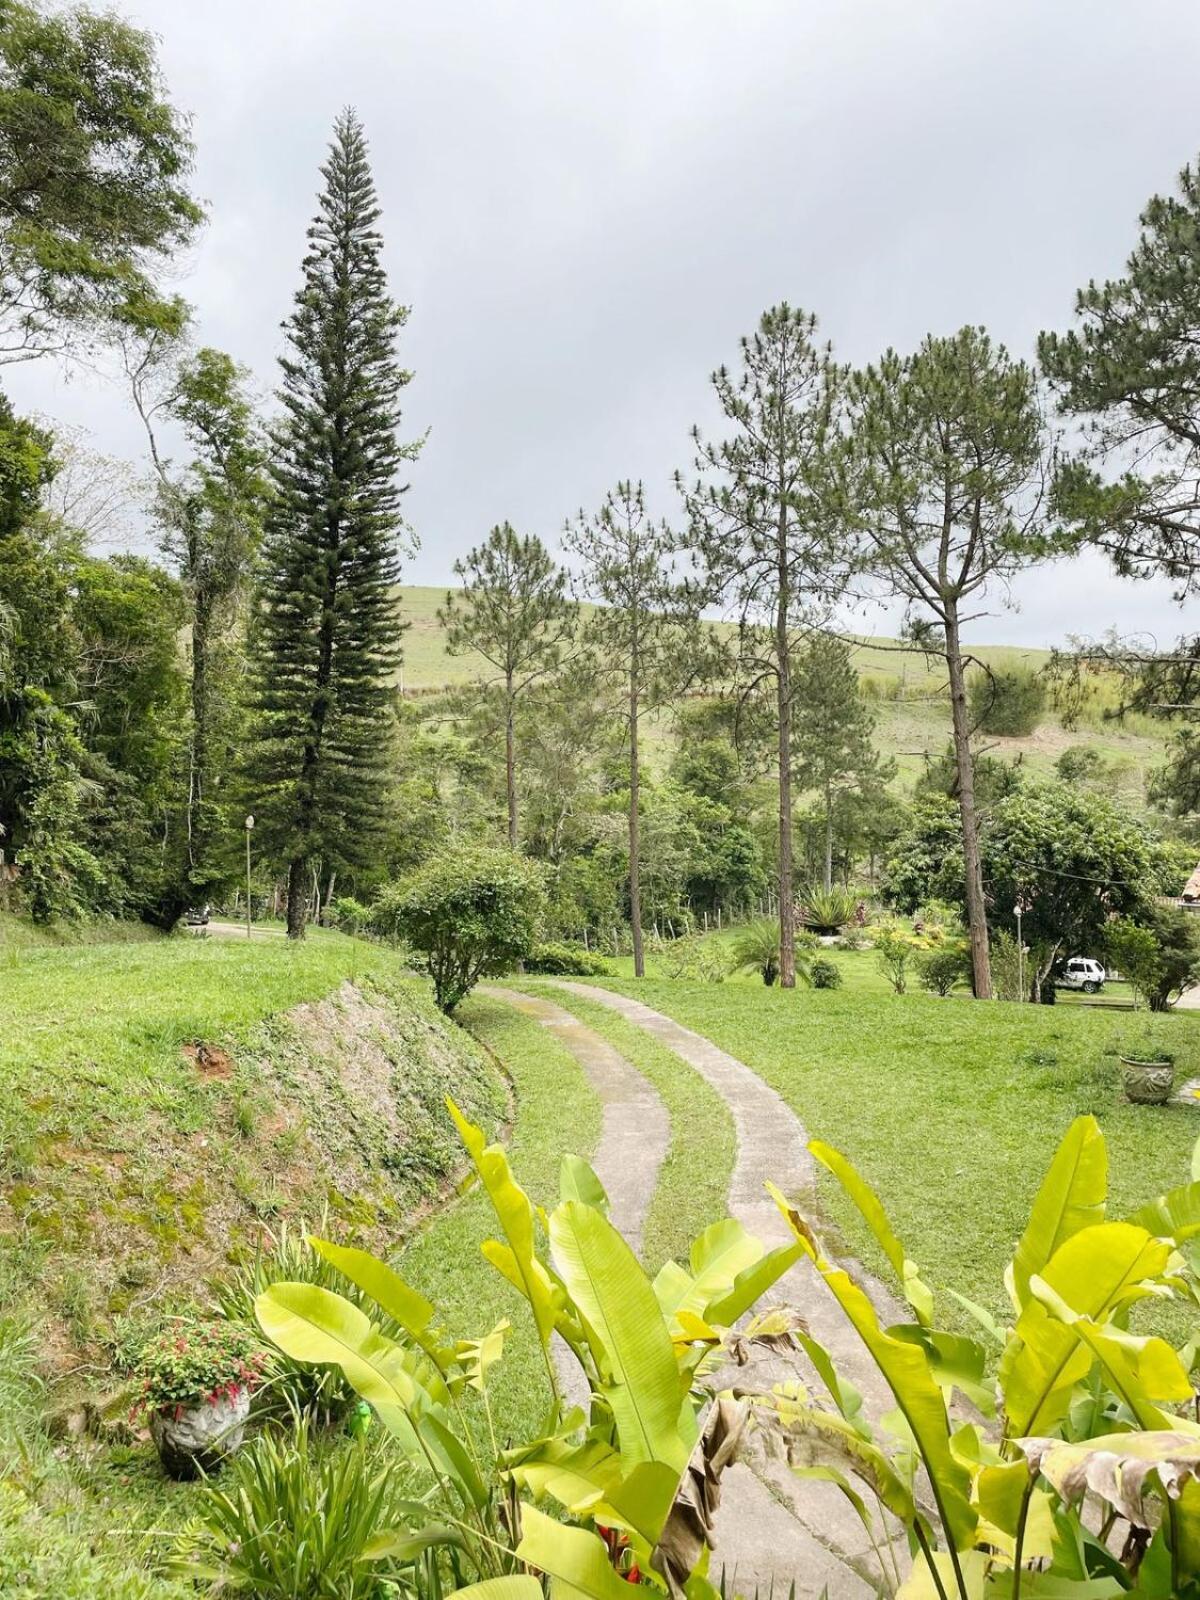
[1014,901,1025,1002]
[244,815,255,939]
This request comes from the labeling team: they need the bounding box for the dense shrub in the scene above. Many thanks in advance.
[523,940,610,976]
[968,665,1046,736]
[731,919,815,985]
[373,847,546,1012]
[657,934,731,982]
[329,895,370,934]
[809,957,842,989]
[917,946,966,997]
[1105,908,1200,1010]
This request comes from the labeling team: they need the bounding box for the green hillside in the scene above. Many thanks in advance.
[397,585,1168,799]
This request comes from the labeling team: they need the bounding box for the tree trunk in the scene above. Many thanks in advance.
[823,780,834,894]
[505,674,518,849]
[188,598,213,885]
[944,607,991,998]
[286,855,308,940]
[323,869,337,925]
[629,668,644,979]
[776,548,796,988]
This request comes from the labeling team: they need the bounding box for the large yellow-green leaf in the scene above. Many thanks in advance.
[516,1504,637,1600]
[810,1140,933,1325]
[549,1199,690,1472]
[1022,1430,1200,1526]
[308,1237,452,1377]
[897,1548,987,1600]
[1130,1178,1200,1245]
[1008,1116,1106,1314]
[973,1460,1055,1564]
[652,1218,802,1332]
[449,1100,558,1353]
[561,1155,609,1213]
[510,1436,624,1510]
[449,1583,544,1600]
[809,1263,974,1550]
[1000,1223,1172,1438]
[255,1283,443,1441]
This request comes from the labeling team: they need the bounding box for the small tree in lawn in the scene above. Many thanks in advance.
[380,846,546,1012]
[849,328,1050,999]
[252,111,417,939]
[679,305,853,988]
[564,480,706,977]
[791,633,894,892]
[439,525,575,850]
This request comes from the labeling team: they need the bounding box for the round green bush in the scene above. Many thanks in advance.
[810,957,843,989]
[524,941,611,977]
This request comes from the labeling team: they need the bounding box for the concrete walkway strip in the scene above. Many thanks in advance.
[547,981,905,1599]
[481,986,670,1257]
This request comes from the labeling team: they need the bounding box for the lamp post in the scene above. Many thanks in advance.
[244,815,255,938]
[1014,902,1024,1002]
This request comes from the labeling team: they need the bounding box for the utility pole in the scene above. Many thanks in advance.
[245,815,255,938]
[1014,902,1024,1002]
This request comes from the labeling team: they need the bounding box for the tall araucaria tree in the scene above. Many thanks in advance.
[564,480,705,977]
[679,305,852,989]
[252,110,418,939]
[849,328,1050,999]
[439,524,575,849]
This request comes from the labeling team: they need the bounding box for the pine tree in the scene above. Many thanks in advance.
[438,525,575,849]
[791,634,894,892]
[252,110,417,938]
[564,480,706,977]
[849,329,1048,998]
[679,306,852,988]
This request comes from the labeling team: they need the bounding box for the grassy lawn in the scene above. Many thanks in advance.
[518,981,737,1271]
[590,971,1200,1339]
[0,934,504,1362]
[398,994,602,1442]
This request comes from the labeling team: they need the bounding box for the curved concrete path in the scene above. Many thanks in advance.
[546,982,906,1598]
[483,986,670,1255]
[489,981,905,1596]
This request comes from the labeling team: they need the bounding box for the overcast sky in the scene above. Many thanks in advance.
[10,0,1200,651]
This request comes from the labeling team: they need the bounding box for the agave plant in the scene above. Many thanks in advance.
[796,886,859,935]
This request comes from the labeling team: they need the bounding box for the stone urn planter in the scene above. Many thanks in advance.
[134,1321,263,1481]
[1120,1054,1175,1106]
[150,1386,251,1480]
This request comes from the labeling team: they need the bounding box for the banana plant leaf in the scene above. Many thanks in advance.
[1000,1223,1173,1439]
[308,1236,455,1373]
[550,1199,692,1473]
[809,1140,934,1326]
[255,1282,449,1428]
[448,1580,546,1600]
[449,1100,560,1357]
[516,1503,645,1600]
[561,1155,610,1213]
[1008,1116,1106,1315]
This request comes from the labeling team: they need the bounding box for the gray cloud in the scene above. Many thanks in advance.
[8,0,1200,647]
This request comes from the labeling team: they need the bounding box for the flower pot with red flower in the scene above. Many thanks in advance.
[134,1322,264,1479]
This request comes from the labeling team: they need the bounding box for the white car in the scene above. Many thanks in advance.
[1057,956,1106,995]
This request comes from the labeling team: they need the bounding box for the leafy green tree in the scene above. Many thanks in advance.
[967,665,1046,737]
[377,846,546,1012]
[564,480,704,975]
[0,1,201,360]
[252,111,416,939]
[1106,908,1200,1011]
[790,633,894,890]
[127,335,267,909]
[680,305,851,987]
[440,524,575,850]
[883,795,967,914]
[849,328,1050,999]
[914,741,1025,811]
[985,784,1168,1000]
